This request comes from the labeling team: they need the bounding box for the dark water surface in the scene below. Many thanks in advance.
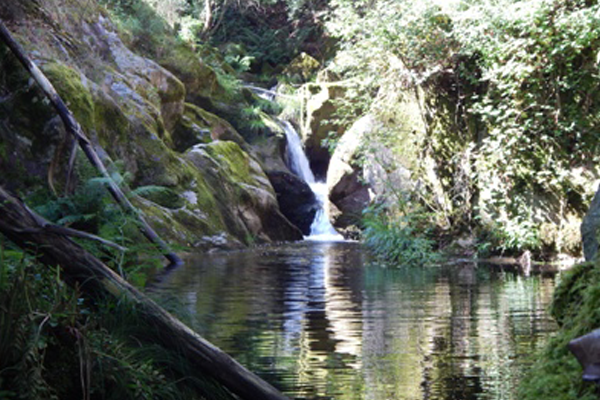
[152,241,557,400]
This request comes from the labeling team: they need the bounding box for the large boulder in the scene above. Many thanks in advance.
[173,103,248,153]
[186,141,303,244]
[0,1,302,251]
[247,114,291,173]
[326,115,375,234]
[582,183,600,261]
[326,114,417,237]
[267,171,318,235]
[302,82,348,178]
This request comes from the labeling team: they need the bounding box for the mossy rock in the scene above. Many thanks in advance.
[136,187,184,209]
[203,141,256,186]
[283,52,320,83]
[302,82,349,177]
[172,103,248,153]
[518,261,600,400]
[157,42,230,105]
[42,62,95,132]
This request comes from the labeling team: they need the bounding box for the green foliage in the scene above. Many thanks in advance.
[28,162,172,287]
[99,0,175,53]
[224,54,255,73]
[477,216,541,257]
[326,0,600,254]
[518,262,600,400]
[362,203,441,267]
[321,130,340,154]
[0,247,235,400]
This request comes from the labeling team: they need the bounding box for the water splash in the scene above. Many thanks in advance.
[280,121,344,241]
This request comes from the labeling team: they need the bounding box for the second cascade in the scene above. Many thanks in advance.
[281,121,344,241]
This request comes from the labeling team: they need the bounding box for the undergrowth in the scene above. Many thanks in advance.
[0,245,235,400]
[362,202,441,267]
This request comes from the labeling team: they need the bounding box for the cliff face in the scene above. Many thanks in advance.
[0,0,302,250]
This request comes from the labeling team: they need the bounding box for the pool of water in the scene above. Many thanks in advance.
[150,241,557,400]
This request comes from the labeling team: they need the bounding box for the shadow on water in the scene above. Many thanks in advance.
[150,241,557,400]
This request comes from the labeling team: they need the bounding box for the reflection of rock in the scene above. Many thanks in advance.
[456,264,477,286]
[267,171,318,236]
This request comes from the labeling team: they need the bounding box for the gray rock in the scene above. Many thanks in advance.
[582,183,600,261]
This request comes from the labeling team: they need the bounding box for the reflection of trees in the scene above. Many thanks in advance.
[362,266,444,400]
[157,246,557,400]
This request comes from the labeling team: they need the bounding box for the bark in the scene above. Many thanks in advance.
[0,19,181,265]
[203,0,212,35]
[0,186,290,400]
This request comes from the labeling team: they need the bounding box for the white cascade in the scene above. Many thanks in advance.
[244,84,278,102]
[280,121,344,241]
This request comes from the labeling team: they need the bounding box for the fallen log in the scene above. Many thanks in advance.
[0,186,290,400]
[0,19,181,265]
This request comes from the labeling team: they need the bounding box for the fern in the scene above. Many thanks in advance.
[130,185,169,197]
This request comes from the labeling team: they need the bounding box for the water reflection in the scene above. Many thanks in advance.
[152,242,556,400]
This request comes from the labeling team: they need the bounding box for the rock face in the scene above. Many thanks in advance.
[186,142,302,245]
[0,1,302,250]
[582,184,600,261]
[326,114,417,237]
[326,115,375,235]
[302,82,347,178]
[267,171,318,236]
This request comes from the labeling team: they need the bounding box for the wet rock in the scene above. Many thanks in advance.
[248,115,291,173]
[173,103,247,153]
[568,328,600,382]
[267,171,318,236]
[582,183,600,261]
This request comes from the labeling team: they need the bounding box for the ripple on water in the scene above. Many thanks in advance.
[152,242,557,400]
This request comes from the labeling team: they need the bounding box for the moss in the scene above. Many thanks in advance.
[282,52,320,83]
[204,141,253,185]
[42,62,95,132]
[157,42,228,102]
[519,262,600,400]
[92,88,130,147]
[137,187,184,209]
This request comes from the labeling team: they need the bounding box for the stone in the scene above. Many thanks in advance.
[582,183,600,262]
[186,141,303,243]
[282,52,320,83]
[302,82,348,178]
[569,328,600,382]
[267,171,318,236]
[0,1,303,251]
[326,115,376,234]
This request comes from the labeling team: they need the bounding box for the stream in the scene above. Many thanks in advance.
[151,241,557,400]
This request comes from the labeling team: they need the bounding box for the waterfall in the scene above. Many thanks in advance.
[280,121,344,241]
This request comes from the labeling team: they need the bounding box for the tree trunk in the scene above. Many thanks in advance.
[0,19,181,266]
[0,186,290,400]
